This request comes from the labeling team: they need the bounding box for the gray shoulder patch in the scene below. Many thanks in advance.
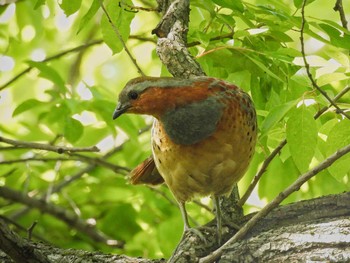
[161,97,223,145]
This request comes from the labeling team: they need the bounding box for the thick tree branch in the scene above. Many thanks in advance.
[153,0,205,78]
[0,218,50,263]
[199,143,350,263]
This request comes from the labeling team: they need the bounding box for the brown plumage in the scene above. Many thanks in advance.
[113,76,257,244]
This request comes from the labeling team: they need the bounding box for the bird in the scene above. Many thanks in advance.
[112,76,257,244]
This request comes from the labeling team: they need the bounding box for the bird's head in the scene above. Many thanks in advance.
[112,76,214,120]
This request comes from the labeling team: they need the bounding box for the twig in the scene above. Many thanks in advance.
[27,221,38,240]
[187,32,234,47]
[314,85,350,119]
[238,140,287,207]
[99,0,145,76]
[10,145,125,220]
[0,215,49,243]
[0,136,99,154]
[300,0,350,120]
[333,0,349,30]
[192,199,213,213]
[0,186,124,247]
[69,153,130,173]
[199,143,350,263]
[239,85,350,207]
[0,40,103,91]
[119,1,160,12]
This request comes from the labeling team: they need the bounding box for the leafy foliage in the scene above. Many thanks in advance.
[0,0,349,259]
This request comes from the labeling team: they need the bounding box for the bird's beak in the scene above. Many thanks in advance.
[112,102,130,120]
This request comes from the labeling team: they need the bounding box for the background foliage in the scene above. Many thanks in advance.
[0,0,349,259]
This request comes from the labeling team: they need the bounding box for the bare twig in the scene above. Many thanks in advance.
[239,85,350,206]
[187,32,235,47]
[300,0,350,120]
[0,215,49,243]
[0,40,103,91]
[119,1,160,12]
[0,186,124,247]
[27,221,38,240]
[0,136,99,154]
[333,0,349,30]
[199,143,350,263]
[238,140,287,207]
[99,0,145,76]
[10,145,125,220]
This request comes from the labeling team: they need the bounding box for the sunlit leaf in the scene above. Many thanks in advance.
[59,0,82,16]
[326,120,350,182]
[100,0,135,54]
[286,105,317,173]
[212,0,244,12]
[26,61,66,93]
[64,117,84,143]
[260,100,297,137]
[77,0,100,34]
[13,99,46,117]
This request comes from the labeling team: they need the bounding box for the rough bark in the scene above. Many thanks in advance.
[153,0,205,78]
[1,192,349,262]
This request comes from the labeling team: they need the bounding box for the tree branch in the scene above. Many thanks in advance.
[300,0,350,120]
[9,145,125,221]
[153,0,205,78]
[0,40,103,91]
[99,0,145,76]
[333,0,349,30]
[0,136,99,154]
[0,218,50,263]
[0,186,124,248]
[199,143,350,263]
[238,84,350,206]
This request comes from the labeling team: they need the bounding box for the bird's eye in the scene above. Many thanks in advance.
[128,91,138,100]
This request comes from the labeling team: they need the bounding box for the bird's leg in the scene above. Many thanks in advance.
[213,195,222,245]
[179,201,191,231]
[178,202,207,243]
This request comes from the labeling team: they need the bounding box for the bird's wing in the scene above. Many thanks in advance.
[129,156,164,185]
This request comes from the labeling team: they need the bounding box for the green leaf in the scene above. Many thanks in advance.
[77,0,100,34]
[293,0,316,8]
[59,0,82,16]
[27,61,66,93]
[260,100,297,137]
[243,53,284,82]
[317,73,349,87]
[64,117,84,143]
[212,0,244,12]
[34,0,46,9]
[259,156,299,202]
[319,23,350,49]
[13,99,45,117]
[286,105,318,173]
[100,0,135,54]
[326,120,350,182]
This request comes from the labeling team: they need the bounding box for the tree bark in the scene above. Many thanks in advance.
[1,192,349,262]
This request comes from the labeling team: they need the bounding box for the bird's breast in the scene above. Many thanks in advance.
[151,86,257,202]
